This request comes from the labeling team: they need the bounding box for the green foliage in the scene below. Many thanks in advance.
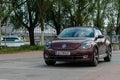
[0,45,44,54]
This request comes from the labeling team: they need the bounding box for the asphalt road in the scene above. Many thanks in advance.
[0,51,120,80]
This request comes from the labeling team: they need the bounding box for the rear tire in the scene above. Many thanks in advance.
[104,47,112,62]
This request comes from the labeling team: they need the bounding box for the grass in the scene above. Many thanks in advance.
[0,45,44,54]
[112,43,120,45]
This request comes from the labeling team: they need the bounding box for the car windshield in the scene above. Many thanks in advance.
[58,27,94,38]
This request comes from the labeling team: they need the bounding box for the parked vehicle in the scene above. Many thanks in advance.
[44,27,112,66]
[1,36,25,47]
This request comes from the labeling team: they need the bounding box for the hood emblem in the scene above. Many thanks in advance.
[62,44,67,48]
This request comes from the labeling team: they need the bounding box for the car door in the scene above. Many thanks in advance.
[95,29,106,58]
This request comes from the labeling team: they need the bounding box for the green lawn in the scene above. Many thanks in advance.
[0,45,44,54]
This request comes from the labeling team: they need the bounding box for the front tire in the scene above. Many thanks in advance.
[45,60,56,66]
[90,48,98,66]
[44,53,56,66]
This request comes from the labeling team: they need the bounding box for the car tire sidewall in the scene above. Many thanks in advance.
[91,48,98,66]
[104,47,112,62]
[44,53,56,66]
[45,60,56,66]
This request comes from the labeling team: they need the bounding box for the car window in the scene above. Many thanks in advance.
[2,37,18,41]
[95,29,103,37]
[58,28,94,38]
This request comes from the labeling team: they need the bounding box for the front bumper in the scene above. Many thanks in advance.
[44,49,94,62]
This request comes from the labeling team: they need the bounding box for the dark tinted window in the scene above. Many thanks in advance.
[2,37,18,41]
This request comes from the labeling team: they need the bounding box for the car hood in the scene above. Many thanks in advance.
[51,38,93,50]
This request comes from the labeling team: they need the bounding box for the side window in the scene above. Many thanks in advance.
[95,29,102,37]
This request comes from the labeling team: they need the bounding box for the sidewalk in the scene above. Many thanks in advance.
[0,51,43,60]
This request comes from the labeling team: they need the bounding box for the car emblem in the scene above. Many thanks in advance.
[62,44,67,48]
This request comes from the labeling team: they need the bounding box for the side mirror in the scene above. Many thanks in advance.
[98,35,104,38]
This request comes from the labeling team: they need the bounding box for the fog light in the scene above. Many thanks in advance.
[83,55,88,59]
[44,54,49,58]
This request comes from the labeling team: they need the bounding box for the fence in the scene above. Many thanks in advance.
[112,35,120,51]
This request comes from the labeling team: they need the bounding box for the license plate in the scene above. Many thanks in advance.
[55,51,70,56]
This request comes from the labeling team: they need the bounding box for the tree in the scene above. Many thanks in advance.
[1,0,119,46]
[115,0,120,34]
[91,0,111,29]
[105,0,120,35]
[46,0,73,35]
[0,0,12,25]
[72,0,92,26]
[11,0,39,46]
[36,0,50,45]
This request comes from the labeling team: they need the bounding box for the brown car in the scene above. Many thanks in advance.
[44,27,112,66]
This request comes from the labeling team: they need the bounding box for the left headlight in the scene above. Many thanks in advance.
[45,42,52,49]
[81,43,92,50]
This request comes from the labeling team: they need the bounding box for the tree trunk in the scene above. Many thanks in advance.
[40,4,45,45]
[41,19,44,45]
[54,21,61,35]
[28,27,35,46]
[56,25,61,35]
[0,20,1,46]
[41,30,44,45]
[116,8,120,35]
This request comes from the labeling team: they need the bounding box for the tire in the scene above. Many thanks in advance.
[104,47,112,62]
[44,53,56,66]
[45,60,56,66]
[90,48,98,66]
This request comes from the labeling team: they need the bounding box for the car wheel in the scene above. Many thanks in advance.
[90,48,98,66]
[104,47,112,62]
[45,60,56,66]
[44,53,56,66]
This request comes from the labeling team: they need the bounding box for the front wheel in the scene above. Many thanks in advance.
[45,60,56,66]
[90,48,98,66]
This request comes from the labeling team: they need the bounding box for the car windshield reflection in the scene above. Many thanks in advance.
[58,27,94,38]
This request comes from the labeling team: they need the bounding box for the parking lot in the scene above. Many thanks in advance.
[0,51,120,80]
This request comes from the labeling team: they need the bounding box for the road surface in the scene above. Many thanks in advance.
[0,51,120,80]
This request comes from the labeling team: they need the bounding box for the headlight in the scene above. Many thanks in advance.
[45,42,52,49]
[81,43,91,50]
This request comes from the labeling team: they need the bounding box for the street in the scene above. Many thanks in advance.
[0,51,120,80]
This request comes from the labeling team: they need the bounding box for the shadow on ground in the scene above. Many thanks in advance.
[34,61,106,68]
